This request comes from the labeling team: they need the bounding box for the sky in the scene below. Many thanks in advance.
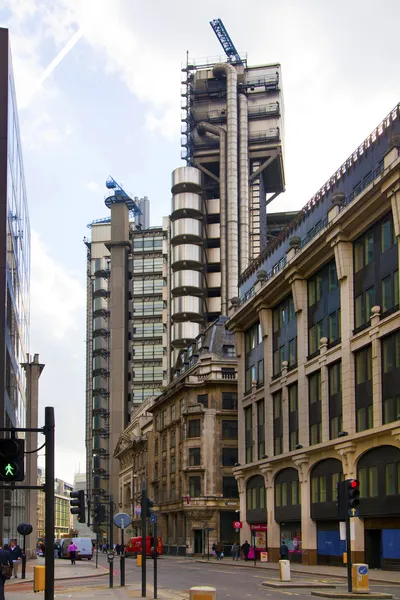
[1,0,399,485]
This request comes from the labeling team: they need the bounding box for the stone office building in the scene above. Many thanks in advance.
[227,104,400,570]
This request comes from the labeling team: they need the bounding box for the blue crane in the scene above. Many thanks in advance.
[86,176,141,229]
[209,18,242,64]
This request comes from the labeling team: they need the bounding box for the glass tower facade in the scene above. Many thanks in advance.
[0,28,30,541]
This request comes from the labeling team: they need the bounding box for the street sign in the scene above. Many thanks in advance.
[348,507,359,518]
[107,553,114,561]
[150,513,157,524]
[113,512,132,529]
[232,521,242,529]
[359,565,368,575]
[134,505,141,515]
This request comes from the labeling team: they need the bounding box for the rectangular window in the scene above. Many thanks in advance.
[273,391,283,456]
[222,447,238,466]
[275,483,281,507]
[355,346,372,384]
[288,338,297,367]
[171,404,176,421]
[222,476,238,498]
[331,473,340,501]
[170,456,176,474]
[197,394,209,408]
[188,419,201,438]
[291,481,298,505]
[383,395,400,424]
[273,295,297,375]
[162,409,167,427]
[319,476,327,503]
[369,465,378,497]
[309,371,321,404]
[222,420,238,440]
[311,477,318,503]
[257,400,265,460]
[222,392,238,410]
[170,429,176,448]
[245,407,253,463]
[310,423,321,445]
[189,476,201,497]
[356,405,373,432]
[189,447,201,466]
[258,360,264,384]
[309,321,324,355]
[385,463,397,495]
[328,310,341,343]
[381,218,393,253]
[281,482,288,506]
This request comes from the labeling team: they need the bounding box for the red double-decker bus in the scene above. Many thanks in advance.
[126,536,163,557]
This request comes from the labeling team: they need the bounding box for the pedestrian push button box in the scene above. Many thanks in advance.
[352,564,369,593]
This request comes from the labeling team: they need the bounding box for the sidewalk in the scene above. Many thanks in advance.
[9,556,108,583]
[192,558,400,585]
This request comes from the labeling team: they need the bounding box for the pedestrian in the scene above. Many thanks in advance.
[280,540,289,560]
[9,540,22,579]
[0,544,13,600]
[215,541,223,561]
[241,540,250,562]
[211,543,217,558]
[67,541,78,565]
[116,544,121,556]
[231,541,240,561]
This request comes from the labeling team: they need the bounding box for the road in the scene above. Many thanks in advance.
[6,555,400,600]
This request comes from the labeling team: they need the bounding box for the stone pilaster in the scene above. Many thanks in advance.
[370,306,382,428]
[319,338,329,442]
[334,441,356,478]
[261,465,280,558]
[281,362,289,454]
[233,330,246,466]
[293,455,316,565]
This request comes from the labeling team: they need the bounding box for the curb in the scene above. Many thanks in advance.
[8,570,109,585]
[193,560,400,586]
[311,592,393,599]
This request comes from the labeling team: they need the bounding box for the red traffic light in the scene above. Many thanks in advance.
[349,480,359,488]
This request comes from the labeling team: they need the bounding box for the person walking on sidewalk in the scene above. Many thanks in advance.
[215,542,223,561]
[0,546,13,600]
[241,540,250,562]
[280,540,289,560]
[231,542,240,561]
[9,540,22,579]
[67,542,78,565]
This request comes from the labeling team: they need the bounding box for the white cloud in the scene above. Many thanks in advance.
[30,230,85,340]
[85,180,101,193]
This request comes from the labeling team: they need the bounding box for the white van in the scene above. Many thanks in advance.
[60,537,93,560]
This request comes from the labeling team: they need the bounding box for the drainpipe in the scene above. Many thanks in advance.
[239,93,249,273]
[213,63,238,303]
[197,122,227,315]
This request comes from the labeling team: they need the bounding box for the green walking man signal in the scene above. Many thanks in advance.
[0,439,25,482]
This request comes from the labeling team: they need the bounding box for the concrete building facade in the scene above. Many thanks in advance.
[227,104,400,569]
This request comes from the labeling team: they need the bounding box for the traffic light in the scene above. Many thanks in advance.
[93,503,106,525]
[0,439,24,482]
[346,479,360,511]
[145,497,155,518]
[70,490,86,523]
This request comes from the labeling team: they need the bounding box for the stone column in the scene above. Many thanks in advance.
[234,472,250,545]
[331,235,355,434]
[319,338,329,442]
[293,455,316,565]
[261,465,280,561]
[370,307,382,428]
[22,353,45,558]
[257,307,273,457]
[288,271,308,446]
[281,362,290,454]
[233,330,246,466]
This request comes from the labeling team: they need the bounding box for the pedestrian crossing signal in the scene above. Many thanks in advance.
[0,439,25,482]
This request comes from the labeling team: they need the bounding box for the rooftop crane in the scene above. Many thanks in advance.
[86,176,141,229]
[209,18,243,65]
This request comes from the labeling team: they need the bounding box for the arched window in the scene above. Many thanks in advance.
[246,475,266,524]
[310,458,343,520]
[357,445,400,516]
[275,468,301,522]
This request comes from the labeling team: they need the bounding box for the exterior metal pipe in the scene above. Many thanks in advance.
[197,122,227,315]
[166,217,172,383]
[239,93,250,273]
[213,63,238,303]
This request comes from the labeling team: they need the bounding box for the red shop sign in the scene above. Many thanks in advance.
[250,524,268,531]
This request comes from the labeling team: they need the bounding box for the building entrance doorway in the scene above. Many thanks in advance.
[194,529,203,554]
[365,529,382,569]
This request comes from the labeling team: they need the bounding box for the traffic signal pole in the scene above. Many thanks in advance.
[141,486,147,598]
[44,407,55,600]
[346,515,352,593]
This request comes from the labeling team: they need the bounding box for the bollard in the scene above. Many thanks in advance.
[279,559,291,582]
[136,553,142,567]
[352,564,369,594]
[33,565,45,593]
[189,586,216,600]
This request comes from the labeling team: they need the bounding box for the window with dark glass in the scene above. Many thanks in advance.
[197,394,209,408]
[358,466,378,498]
[171,404,176,421]
[273,391,283,456]
[273,295,297,375]
[275,470,300,508]
[222,420,238,439]
[309,371,321,444]
[222,476,239,498]
[189,447,201,466]
[382,330,400,424]
[162,434,167,451]
[245,407,253,463]
[188,419,201,438]
[355,345,373,432]
[170,456,176,474]
[328,362,342,439]
[155,439,159,456]
[245,321,263,393]
[222,447,238,466]
[354,214,398,331]
[257,400,265,460]
[170,429,176,448]
[222,392,238,410]
[189,476,201,497]
[308,260,341,356]
[288,383,299,451]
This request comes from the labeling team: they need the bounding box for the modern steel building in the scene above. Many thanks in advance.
[227,104,400,569]
[170,53,285,351]
[0,27,35,543]
[84,199,168,511]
